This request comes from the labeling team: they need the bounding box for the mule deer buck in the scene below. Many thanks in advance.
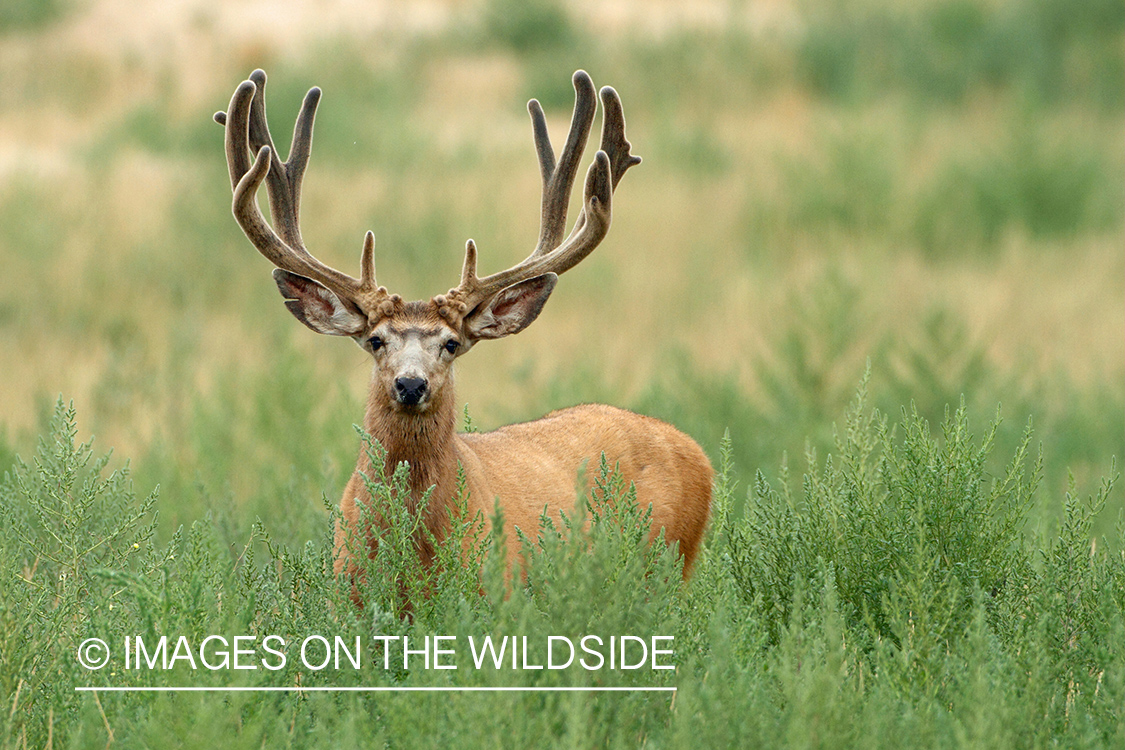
[215,69,712,592]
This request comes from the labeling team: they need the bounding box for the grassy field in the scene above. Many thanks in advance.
[1,0,1123,746]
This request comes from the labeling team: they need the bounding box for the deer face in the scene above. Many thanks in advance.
[363,304,461,412]
[273,271,558,413]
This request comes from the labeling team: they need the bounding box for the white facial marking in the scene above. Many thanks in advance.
[364,322,461,411]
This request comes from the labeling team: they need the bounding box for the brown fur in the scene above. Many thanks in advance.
[332,304,713,589]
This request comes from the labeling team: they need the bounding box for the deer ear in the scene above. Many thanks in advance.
[273,269,367,336]
[464,273,557,341]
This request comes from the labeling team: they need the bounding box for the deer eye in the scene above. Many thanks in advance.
[369,336,385,352]
[443,339,460,354]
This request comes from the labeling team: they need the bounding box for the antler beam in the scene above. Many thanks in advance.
[215,70,390,317]
[436,71,641,323]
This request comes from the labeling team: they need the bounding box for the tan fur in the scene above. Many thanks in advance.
[333,306,713,589]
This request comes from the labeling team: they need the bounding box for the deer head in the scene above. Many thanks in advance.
[215,69,640,414]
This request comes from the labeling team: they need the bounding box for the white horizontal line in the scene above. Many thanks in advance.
[76,686,675,693]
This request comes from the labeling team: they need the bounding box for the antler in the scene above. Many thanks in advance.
[434,70,641,324]
[215,70,398,319]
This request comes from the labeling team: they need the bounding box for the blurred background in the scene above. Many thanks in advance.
[0,0,1121,543]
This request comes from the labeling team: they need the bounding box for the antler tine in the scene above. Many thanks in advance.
[530,70,598,257]
[598,86,643,190]
[459,239,479,288]
[216,72,390,317]
[360,231,377,290]
[216,80,256,192]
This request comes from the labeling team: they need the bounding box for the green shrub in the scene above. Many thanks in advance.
[2,394,1121,747]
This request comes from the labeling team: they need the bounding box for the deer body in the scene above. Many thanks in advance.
[342,394,713,575]
[216,69,712,590]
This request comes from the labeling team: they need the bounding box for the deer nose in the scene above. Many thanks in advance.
[394,376,428,406]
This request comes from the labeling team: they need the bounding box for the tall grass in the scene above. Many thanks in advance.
[1,395,1121,747]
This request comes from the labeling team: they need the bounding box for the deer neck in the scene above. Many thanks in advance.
[359,381,459,537]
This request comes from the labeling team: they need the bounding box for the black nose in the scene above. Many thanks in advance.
[394,377,428,405]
